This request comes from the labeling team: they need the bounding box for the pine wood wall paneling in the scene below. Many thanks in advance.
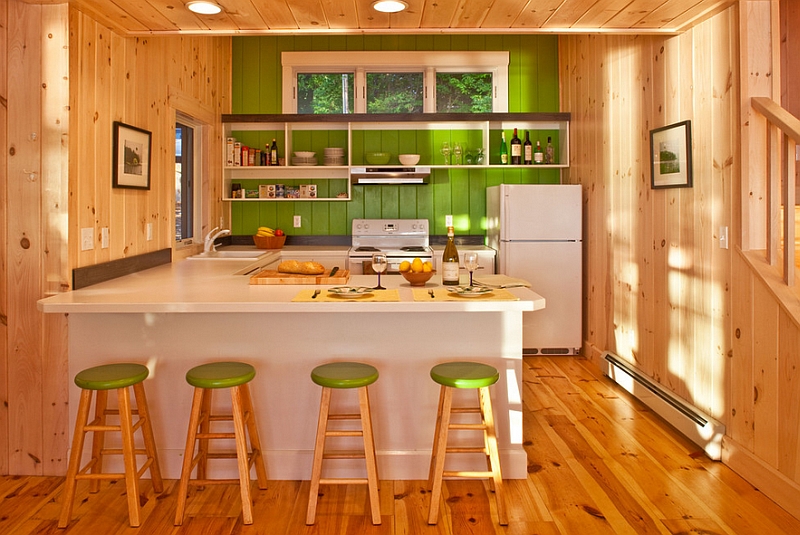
[8,0,45,474]
[40,4,70,475]
[561,9,736,428]
[0,0,9,477]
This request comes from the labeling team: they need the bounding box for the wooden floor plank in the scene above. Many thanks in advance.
[2,357,800,534]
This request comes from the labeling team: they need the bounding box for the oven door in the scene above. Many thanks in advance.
[347,255,412,274]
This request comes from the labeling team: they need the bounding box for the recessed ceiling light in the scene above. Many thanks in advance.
[372,0,408,14]
[187,1,223,15]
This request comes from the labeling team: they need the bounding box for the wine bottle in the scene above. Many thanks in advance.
[499,132,508,164]
[442,226,460,286]
[270,139,279,166]
[534,140,544,164]
[523,130,533,165]
[510,128,522,165]
[545,136,555,164]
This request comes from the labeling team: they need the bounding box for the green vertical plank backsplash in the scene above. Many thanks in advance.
[229,34,560,237]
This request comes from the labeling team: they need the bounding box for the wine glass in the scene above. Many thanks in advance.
[371,253,387,290]
[464,252,479,287]
[440,142,451,165]
[453,142,463,165]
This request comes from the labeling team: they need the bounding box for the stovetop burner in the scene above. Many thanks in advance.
[356,246,381,252]
[401,246,427,252]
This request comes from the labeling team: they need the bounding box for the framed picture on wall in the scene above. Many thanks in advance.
[113,121,151,189]
[650,120,692,189]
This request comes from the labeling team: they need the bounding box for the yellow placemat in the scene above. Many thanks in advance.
[293,289,400,302]
[412,288,519,301]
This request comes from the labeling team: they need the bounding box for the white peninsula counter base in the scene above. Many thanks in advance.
[39,257,544,481]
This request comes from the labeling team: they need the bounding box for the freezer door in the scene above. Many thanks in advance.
[501,241,582,354]
[499,184,582,241]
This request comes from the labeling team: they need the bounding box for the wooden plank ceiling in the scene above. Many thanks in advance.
[34,0,736,35]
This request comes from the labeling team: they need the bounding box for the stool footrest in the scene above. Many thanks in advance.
[446,447,487,454]
[449,423,488,430]
[327,413,360,420]
[443,470,495,479]
[323,451,366,460]
[196,432,236,439]
[76,472,125,481]
[451,407,481,414]
[319,478,369,485]
[326,430,364,437]
[100,448,152,456]
[188,478,244,486]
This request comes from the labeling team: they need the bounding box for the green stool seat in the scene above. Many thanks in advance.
[311,362,379,389]
[185,361,256,389]
[430,361,499,389]
[74,363,150,391]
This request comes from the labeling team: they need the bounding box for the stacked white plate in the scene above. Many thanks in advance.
[292,154,318,166]
[324,147,345,166]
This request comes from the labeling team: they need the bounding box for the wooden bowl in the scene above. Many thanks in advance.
[253,234,286,249]
[401,270,435,286]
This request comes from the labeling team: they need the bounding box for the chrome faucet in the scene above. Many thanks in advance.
[204,227,231,253]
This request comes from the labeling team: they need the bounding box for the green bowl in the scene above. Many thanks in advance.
[365,152,391,165]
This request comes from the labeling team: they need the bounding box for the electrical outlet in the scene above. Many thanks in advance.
[147,223,153,241]
[81,228,94,251]
[101,227,109,249]
[293,215,301,228]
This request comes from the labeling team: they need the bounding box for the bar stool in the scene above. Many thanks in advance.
[427,361,507,525]
[174,361,268,525]
[306,362,381,525]
[59,363,163,528]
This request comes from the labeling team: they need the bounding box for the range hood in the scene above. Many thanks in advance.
[350,166,431,185]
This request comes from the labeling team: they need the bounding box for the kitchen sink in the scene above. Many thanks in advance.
[190,250,268,259]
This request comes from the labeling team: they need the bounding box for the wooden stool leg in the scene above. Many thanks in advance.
[132,382,163,493]
[240,382,268,489]
[88,389,108,494]
[197,388,213,482]
[306,387,332,525]
[118,386,142,527]
[58,389,94,528]
[479,386,506,526]
[175,387,205,526]
[359,386,381,525]
[231,385,254,525]
[427,384,447,489]
[427,386,453,525]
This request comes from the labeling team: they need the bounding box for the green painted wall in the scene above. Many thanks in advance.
[230,35,560,237]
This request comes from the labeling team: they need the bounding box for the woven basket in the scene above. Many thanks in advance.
[253,234,286,249]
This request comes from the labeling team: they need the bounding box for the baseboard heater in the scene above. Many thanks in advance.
[603,351,725,460]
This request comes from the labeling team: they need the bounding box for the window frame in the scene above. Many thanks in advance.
[281,51,509,114]
[174,112,205,248]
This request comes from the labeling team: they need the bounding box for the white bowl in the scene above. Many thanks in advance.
[398,154,421,166]
[294,151,315,158]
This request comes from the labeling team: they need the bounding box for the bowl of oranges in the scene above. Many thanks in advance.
[399,257,435,286]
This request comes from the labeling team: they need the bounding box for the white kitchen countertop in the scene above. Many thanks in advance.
[38,254,543,314]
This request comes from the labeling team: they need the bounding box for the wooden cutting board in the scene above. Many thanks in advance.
[249,269,350,285]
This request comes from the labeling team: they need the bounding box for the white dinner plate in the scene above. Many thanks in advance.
[327,286,374,298]
[447,286,493,297]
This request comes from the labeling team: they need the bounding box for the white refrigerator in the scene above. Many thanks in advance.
[486,184,582,355]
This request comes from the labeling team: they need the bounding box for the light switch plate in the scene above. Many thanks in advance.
[101,227,109,249]
[293,215,301,228]
[147,223,153,241]
[719,226,729,249]
[81,228,94,251]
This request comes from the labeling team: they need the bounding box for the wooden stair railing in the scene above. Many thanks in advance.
[751,97,800,285]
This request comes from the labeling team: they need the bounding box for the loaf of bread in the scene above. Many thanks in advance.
[277,260,326,275]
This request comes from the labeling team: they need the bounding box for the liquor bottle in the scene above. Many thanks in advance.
[442,226,460,286]
[523,130,533,165]
[534,140,544,164]
[269,139,279,166]
[510,128,522,164]
[499,132,508,164]
[545,136,555,164]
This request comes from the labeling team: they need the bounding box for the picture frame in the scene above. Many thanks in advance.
[650,120,692,189]
[113,121,151,189]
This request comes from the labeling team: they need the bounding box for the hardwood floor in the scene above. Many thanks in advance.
[2,356,800,534]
